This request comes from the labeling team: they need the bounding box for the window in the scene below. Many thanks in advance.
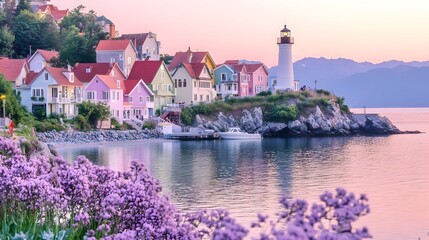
[194,81,197,88]
[234,84,237,91]
[221,73,227,81]
[87,91,95,100]
[102,91,109,100]
[147,96,150,102]
[44,73,48,80]
[178,79,182,88]
[127,56,131,64]
[86,67,91,73]
[112,91,116,100]
[110,58,115,63]
[200,95,203,101]
[70,74,74,82]
[129,97,133,103]
[228,85,231,91]
[168,85,172,91]
[232,74,237,81]
[157,84,162,90]
[194,94,197,101]
[199,81,211,88]
[174,79,177,88]
[32,88,44,97]
[183,79,187,87]
[116,80,121,88]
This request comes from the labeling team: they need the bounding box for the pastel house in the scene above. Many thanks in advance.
[123,79,155,119]
[18,66,83,118]
[83,75,125,123]
[128,60,175,112]
[0,58,29,87]
[171,63,216,104]
[73,62,126,88]
[119,32,161,60]
[95,39,137,77]
[28,49,59,72]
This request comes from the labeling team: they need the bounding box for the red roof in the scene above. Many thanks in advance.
[73,63,125,83]
[96,75,125,89]
[50,9,68,20]
[0,58,27,82]
[168,49,209,71]
[25,71,39,85]
[241,63,268,74]
[45,67,83,86]
[127,60,163,84]
[36,49,59,62]
[224,60,240,65]
[96,40,131,51]
[119,33,149,46]
[182,63,207,79]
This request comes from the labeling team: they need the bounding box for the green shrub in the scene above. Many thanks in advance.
[300,91,310,98]
[267,94,282,102]
[192,104,214,115]
[73,115,91,131]
[142,120,157,130]
[257,91,272,96]
[34,119,64,132]
[336,97,350,113]
[316,89,332,96]
[264,104,298,123]
[181,108,195,125]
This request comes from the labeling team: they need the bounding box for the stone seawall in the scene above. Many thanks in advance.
[36,129,163,144]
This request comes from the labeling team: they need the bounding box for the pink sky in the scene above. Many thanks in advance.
[51,0,429,67]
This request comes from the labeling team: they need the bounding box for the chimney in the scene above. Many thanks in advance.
[67,64,71,72]
[109,23,116,39]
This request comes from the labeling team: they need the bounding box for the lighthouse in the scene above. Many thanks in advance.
[276,25,295,91]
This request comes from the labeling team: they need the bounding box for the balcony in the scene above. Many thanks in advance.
[31,96,45,102]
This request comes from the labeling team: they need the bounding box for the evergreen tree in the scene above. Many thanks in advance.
[0,26,15,57]
[15,0,32,16]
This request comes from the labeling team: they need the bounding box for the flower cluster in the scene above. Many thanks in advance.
[0,136,371,240]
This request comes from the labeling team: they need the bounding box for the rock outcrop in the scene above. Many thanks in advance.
[194,103,409,137]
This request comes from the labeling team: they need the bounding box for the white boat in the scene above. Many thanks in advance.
[218,127,262,140]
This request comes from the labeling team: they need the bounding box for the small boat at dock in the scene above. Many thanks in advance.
[218,127,262,140]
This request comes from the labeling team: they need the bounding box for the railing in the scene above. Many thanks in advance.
[277,37,294,44]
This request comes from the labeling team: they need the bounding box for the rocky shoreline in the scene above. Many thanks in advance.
[36,129,163,144]
[195,104,420,137]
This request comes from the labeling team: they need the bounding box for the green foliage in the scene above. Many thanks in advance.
[13,10,59,58]
[256,91,272,96]
[155,109,161,116]
[34,118,64,132]
[0,76,26,124]
[316,89,332,96]
[142,120,157,130]
[180,107,195,126]
[160,54,173,65]
[77,101,111,129]
[57,6,108,66]
[0,26,14,57]
[300,91,310,98]
[336,97,351,113]
[264,104,298,123]
[73,115,91,131]
[15,0,32,16]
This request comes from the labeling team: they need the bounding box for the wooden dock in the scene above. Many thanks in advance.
[165,132,220,140]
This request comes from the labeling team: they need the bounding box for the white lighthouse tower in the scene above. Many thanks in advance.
[276,25,295,91]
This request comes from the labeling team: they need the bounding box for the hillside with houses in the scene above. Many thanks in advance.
[0,1,273,129]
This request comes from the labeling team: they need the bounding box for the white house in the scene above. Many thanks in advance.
[17,66,83,118]
[119,32,161,60]
[28,49,59,72]
[170,63,216,104]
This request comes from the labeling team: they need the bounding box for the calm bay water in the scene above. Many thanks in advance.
[57,108,429,239]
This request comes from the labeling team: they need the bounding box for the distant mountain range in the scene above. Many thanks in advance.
[269,58,429,107]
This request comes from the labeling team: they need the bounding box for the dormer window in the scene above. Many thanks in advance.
[86,67,91,73]
[70,74,74,82]
[116,80,121,88]
[45,73,48,80]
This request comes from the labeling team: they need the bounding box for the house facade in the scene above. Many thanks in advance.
[128,60,175,112]
[84,75,125,123]
[168,48,216,88]
[123,79,155,119]
[119,32,161,60]
[171,63,216,104]
[214,64,238,99]
[0,58,29,87]
[18,66,83,118]
[28,49,59,72]
[95,40,137,77]
[245,63,269,95]
[73,62,126,88]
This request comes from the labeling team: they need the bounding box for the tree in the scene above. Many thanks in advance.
[12,10,59,58]
[77,101,111,129]
[0,75,26,124]
[56,5,107,65]
[0,26,15,57]
[15,0,32,16]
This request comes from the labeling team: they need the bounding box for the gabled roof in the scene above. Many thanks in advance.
[241,63,269,75]
[0,58,28,82]
[25,72,39,85]
[181,63,208,79]
[73,63,125,83]
[95,75,125,89]
[119,33,149,46]
[26,67,83,86]
[96,39,132,51]
[50,9,68,20]
[123,79,154,95]
[127,60,163,84]
[224,60,240,65]
[168,49,211,71]
[29,49,59,63]
[233,65,246,72]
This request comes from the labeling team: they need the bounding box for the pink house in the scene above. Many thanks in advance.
[73,62,126,88]
[84,75,125,123]
[243,64,269,96]
[123,79,155,119]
